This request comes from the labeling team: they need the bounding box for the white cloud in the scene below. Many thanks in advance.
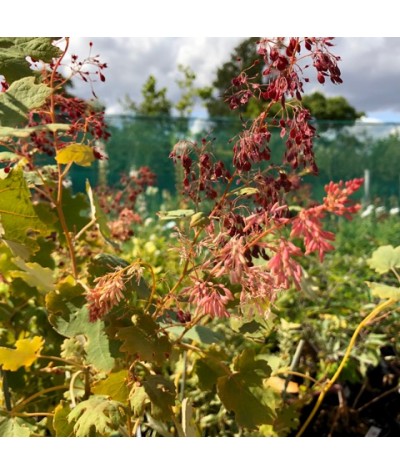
[65,37,400,120]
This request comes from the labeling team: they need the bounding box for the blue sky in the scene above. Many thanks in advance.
[64,37,400,122]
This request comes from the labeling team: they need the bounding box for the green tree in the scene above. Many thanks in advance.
[205,37,261,117]
[302,92,364,122]
[121,75,171,116]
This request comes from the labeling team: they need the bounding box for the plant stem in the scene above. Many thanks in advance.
[1,370,12,412]
[12,385,70,413]
[39,355,86,370]
[296,298,396,437]
[357,384,400,413]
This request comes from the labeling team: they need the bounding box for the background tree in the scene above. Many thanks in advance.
[121,75,171,116]
[204,37,261,117]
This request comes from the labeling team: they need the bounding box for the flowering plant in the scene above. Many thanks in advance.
[0,37,376,437]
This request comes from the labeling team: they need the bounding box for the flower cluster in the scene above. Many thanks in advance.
[96,166,156,241]
[168,38,363,322]
[87,262,144,322]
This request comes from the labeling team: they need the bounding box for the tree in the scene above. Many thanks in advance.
[121,75,171,116]
[204,37,261,117]
[302,92,364,122]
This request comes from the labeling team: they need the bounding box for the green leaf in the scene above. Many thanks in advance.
[157,209,195,220]
[0,151,21,161]
[0,77,52,127]
[0,417,31,436]
[166,324,224,345]
[0,168,47,255]
[366,282,400,300]
[87,253,130,279]
[234,187,258,196]
[0,37,60,83]
[233,348,272,385]
[216,349,274,429]
[68,396,125,437]
[0,123,70,139]
[86,180,118,248]
[92,370,129,403]
[46,276,86,317]
[53,401,74,437]
[116,314,171,365]
[194,348,229,391]
[57,189,90,234]
[142,375,176,421]
[367,245,400,274]
[130,385,148,417]
[49,307,115,372]
[11,257,54,294]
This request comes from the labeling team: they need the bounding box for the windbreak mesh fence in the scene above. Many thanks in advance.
[70,116,400,206]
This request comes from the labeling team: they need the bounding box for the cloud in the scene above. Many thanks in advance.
[67,37,400,119]
[303,38,400,116]
[68,37,241,114]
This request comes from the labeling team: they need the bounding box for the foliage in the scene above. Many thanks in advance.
[0,36,397,438]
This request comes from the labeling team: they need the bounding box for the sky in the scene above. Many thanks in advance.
[65,37,400,122]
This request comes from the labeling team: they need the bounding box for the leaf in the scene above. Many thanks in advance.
[45,276,86,317]
[0,417,31,436]
[181,398,198,437]
[233,348,272,385]
[0,123,70,139]
[53,401,74,437]
[92,371,129,403]
[0,37,60,83]
[166,324,224,345]
[0,77,52,127]
[58,189,90,234]
[88,253,130,278]
[367,245,400,274]
[234,187,258,196]
[0,168,47,255]
[366,282,400,300]
[56,144,95,167]
[67,396,125,437]
[194,348,230,391]
[86,180,118,247]
[216,349,274,429]
[0,336,44,371]
[0,151,21,161]
[142,375,176,421]
[157,209,195,220]
[49,307,114,372]
[116,314,171,365]
[129,385,148,417]
[11,257,54,293]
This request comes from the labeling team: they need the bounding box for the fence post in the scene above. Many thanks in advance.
[364,169,370,205]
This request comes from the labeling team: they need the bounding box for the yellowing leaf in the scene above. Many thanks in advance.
[0,336,44,371]
[11,257,55,293]
[56,144,95,167]
[92,371,129,403]
[366,282,400,301]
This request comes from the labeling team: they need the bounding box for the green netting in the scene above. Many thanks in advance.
[68,115,400,205]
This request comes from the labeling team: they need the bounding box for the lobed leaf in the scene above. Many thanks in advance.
[0,77,52,127]
[0,168,48,255]
[0,336,44,371]
[116,314,171,365]
[67,396,125,437]
[49,307,114,372]
[92,370,130,403]
[367,245,400,274]
[0,37,60,83]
